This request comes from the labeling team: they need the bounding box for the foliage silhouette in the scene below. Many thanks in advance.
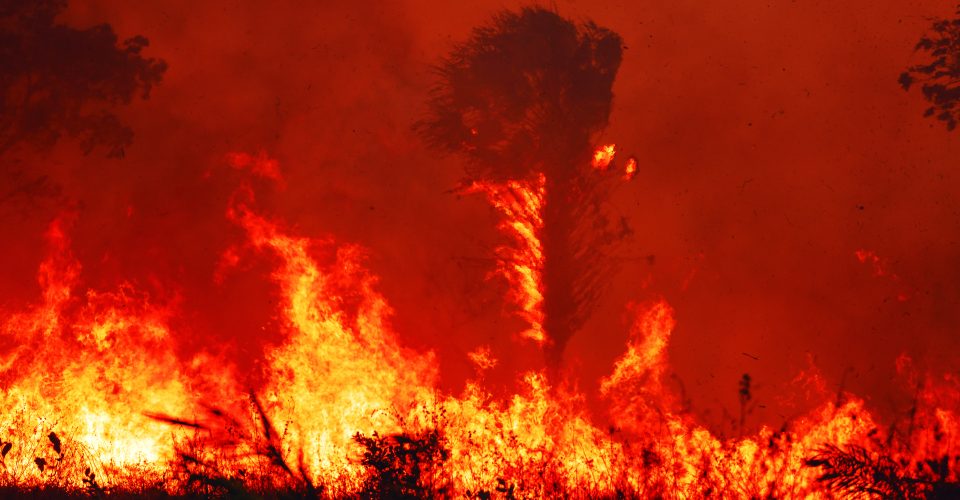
[353,428,449,499]
[806,444,960,499]
[900,6,960,131]
[0,0,166,158]
[146,391,319,498]
[419,6,626,367]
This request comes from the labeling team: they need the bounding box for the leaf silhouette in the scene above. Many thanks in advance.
[47,432,61,455]
[902,9,960,130]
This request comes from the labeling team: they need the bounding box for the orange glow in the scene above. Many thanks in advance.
[462,174,546,344]
[0,217,219,488]
[3,1,958,496]
[591,143,616,170]
[624,156,638,180]
[226,150,284,182]
[855,248,890,276]
[0,160,955,496]
[467,345,497,372]
[855,248,912,302]
[225,190,438,488]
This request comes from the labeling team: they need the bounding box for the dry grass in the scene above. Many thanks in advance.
[1,387,957,498]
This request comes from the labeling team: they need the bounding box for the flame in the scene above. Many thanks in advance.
[0,157,956,496]
[225,190,437,488]
[591,143,616,170]
[624,156,638,180]
[463,175,546,344]
[0,217,217,488]
[467,346,497,372]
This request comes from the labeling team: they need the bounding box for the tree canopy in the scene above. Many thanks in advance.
[418,6,623,181]
[0,0,166,157]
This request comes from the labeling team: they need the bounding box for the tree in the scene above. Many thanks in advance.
[419,7,625,368]
[900,6,960,131]
[0,0,166,158]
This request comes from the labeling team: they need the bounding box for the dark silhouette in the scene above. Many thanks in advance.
[806,445,960,499]
[354,429,449,498]
[418,7,625,369]
[900,6,960,131]
[0,0,166,158]
[146,391,320,497]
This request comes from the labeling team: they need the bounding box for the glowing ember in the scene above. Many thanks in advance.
[592,143,617,170]
[226,150,284,183]
[624,156,638,180]
[855,248,911,302]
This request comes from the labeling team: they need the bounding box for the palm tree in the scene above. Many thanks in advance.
[419,7,625,369]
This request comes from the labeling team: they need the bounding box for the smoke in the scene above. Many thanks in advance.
[0,0,957,433]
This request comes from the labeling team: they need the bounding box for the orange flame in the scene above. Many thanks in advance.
[592,143,616,170]
[0,157,956,497]
[624,156,638,180]
[0,217,219,488]
[463,175,546,344]
[225,191,438,487]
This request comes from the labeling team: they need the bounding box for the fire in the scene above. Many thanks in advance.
[0,155,956,497]
[591,143,617,170]
[624,156,638,180]
[462,175,546,345]
[467,346,497,372]
[0,217,212,488]
[225,188,438,488]
[591,144,637,180]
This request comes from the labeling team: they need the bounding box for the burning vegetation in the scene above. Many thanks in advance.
[0,2,959,499]
[418,8,631,369]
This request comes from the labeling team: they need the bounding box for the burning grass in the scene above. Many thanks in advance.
[0,157,957,499]
[1,386,957,498]
[1,247,957,499]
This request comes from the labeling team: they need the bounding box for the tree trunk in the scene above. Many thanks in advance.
[540,161,580,371]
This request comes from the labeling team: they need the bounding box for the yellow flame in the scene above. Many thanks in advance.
[463,174,546,344]
[624,156,638,180]
[592,144,617,170]
[0,172,956,497]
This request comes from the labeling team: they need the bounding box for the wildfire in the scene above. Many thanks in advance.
[0,217,212,487]
[0,155,955,497]
[225,188,438,487]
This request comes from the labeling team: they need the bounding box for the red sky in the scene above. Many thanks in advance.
[1,0,958,433]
